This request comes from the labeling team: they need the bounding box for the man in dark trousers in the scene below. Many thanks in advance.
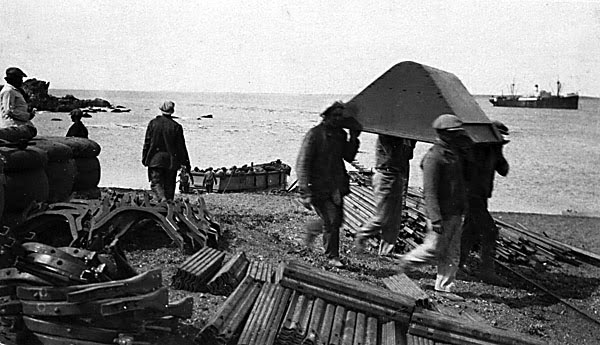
[66,108,89,138]
[355,134,415,256]
[397,114,471,300]
[142,101,191,201]
[296,101,361,268]
[203,167,216,193]
[460,120,510,285]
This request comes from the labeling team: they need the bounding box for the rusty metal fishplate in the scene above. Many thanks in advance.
[16,269,161,302]
[0,267,51,286]
[21,287,168,317]
[23,315,127,343]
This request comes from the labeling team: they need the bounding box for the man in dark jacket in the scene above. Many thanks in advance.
[460,120,509,285]
[398,114,471,299]
[355,135,415,255]
[142,101,191,201]
[296,101,361,268]
[66,108,89,138]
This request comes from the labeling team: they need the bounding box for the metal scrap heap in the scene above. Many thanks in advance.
[0,241,192,344]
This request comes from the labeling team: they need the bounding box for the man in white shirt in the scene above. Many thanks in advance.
[0,67,37,140]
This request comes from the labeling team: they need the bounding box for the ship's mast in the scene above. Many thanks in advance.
[557,80,562,96]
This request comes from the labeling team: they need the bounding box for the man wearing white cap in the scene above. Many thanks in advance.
[397,114,472,300]
[142,101,191,201]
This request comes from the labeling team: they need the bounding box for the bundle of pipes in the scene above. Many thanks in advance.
[343,184,600,269]
[238,283,291,345]
[247,260,276,283]
[195,275,263,344]
[171,247,225,292]
[206,251,250,296]
[279,261,415,324]
[408,310,546,345]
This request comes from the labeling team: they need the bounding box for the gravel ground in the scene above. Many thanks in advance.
[123,191,600,345]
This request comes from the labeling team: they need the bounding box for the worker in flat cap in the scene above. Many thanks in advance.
[142,100,191,201]
[459,120,510,286]
[397,114,472,301]
[0,67,37,140]
[296,101,362,268]
[66,108,89,138]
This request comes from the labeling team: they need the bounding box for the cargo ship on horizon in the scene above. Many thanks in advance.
[489,81,579,109]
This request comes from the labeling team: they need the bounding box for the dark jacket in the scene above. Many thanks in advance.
[421,139,467,223]
[142,115,190,171]
[375,135,415,174]
[66,121,88,138]
[465,144,509,198]
[296,123,359,199]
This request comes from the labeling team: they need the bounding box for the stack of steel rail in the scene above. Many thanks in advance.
[344,184,600,269]
[196,275,263,344]
[171,246,225,292]
[207,251,250,296]
[247,260,276,283]
[237,283,291,345]
[408,309,545,345]
[196,261,548,345]
[277,261,414,345]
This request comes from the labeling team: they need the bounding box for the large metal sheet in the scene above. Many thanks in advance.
[346,61,502,143]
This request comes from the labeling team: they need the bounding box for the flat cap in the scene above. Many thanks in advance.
[432,114,463,131]
[6,67,27,78]
[159,100,175,115]
[70,109,84,118]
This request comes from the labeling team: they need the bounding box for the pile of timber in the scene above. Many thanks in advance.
[343,184,600,269]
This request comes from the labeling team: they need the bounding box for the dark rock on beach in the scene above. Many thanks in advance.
[19,79,113,112]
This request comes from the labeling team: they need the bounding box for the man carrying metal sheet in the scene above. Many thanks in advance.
[355,134,415,256]
[459,120,510,286]
[296,101,361,268]
[397,114,471,300]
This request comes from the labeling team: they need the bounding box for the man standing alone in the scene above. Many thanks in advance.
[142,101,191,201]
[296,101,361,268]
[398,114,471,299]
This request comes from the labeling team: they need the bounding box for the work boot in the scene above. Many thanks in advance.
[328,257,345,269]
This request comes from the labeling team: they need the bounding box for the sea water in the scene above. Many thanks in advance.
[35,90,599,216]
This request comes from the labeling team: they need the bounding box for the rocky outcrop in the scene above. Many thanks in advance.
[0,79,113,112]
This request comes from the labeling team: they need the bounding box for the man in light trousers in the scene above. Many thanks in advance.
[398,114,471,300]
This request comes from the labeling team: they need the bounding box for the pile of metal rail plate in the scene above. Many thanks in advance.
[9,190,220,253]
[0,241,193,344]
[344,184,600,269]
[171,247,276,295]
[196,261,545,345]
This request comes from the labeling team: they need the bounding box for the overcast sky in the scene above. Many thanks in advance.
[1,0,598,96]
